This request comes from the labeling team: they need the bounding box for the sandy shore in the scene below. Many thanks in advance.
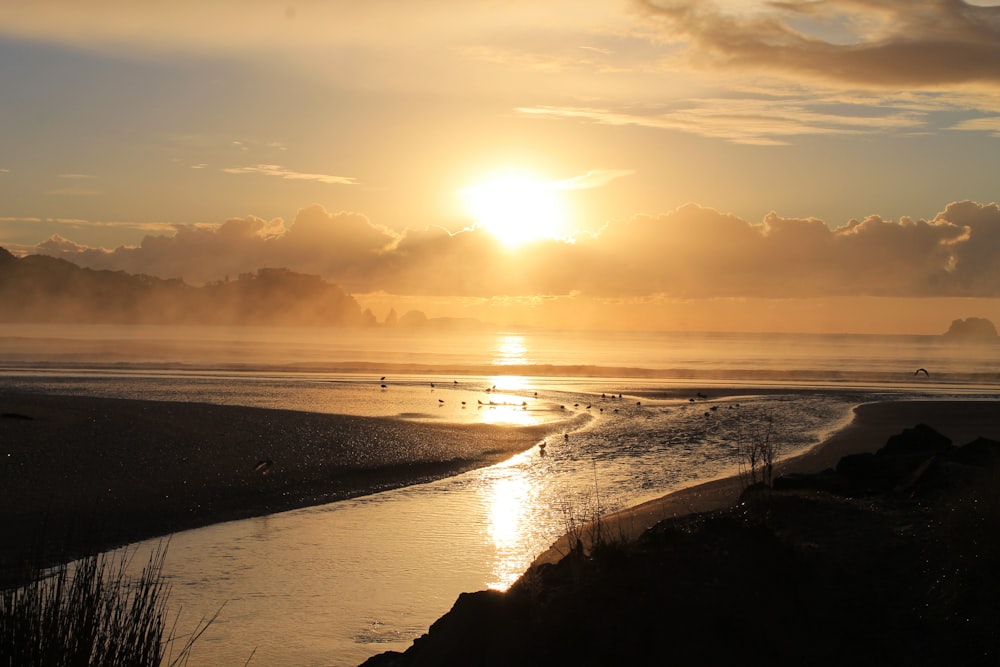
[533,398,1000,565]
[1,391,563,579]
[4,390,999,585]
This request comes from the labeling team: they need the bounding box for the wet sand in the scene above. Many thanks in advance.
[4,391,999,584]
[533,399,1000,565]
[0,391,565,579]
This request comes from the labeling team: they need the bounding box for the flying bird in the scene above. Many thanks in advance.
[915,368,930,377]
[254,460,273,475]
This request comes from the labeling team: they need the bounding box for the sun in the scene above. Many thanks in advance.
[459,171,569,248]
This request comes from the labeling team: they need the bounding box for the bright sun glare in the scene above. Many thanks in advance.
[459,171,568,248]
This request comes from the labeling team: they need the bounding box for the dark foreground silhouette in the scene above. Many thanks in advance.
[364,424,1000,666]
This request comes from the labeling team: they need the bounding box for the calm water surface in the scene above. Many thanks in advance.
[3,325,998,666]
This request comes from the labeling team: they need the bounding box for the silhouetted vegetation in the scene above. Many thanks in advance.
[0,543,217,667]
[0,247,366,326]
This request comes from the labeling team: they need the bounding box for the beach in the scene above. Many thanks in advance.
[365,397,1000,667]
[4,390,998,579]
[0,391,565,579]
[533,398,1000,564]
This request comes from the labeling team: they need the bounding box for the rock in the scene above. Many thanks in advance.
[942,317,999,339]
[876,423,952,457]
[945,437,1000,468]
[774,469,850,494]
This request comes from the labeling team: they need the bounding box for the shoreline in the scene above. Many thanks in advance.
[1,391,565,580]
[4,389,999,585]
[532,398,1000,566]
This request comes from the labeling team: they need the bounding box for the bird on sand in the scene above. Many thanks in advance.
[915,368,930,377]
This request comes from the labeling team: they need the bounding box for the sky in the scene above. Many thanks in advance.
[2,0,1000,334]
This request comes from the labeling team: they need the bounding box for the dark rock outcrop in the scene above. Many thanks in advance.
[364,425,1000,667]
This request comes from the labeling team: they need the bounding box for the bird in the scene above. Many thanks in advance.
[438,398,444,404]
[380,384,387,389]
[915,368,930,377]
[380,376,386,381]
[254,460,273,475]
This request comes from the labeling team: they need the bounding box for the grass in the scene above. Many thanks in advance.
[0,542,219,667]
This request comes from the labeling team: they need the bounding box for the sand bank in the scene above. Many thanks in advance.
[1,391,564,578]
[533,399,1000,565]
[5,391,998,582]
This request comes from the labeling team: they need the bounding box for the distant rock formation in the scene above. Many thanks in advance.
[942,317,998,339]
[0,247,367,326]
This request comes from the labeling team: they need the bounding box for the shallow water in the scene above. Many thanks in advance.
[116,384,869,666]
[3,324,998,665]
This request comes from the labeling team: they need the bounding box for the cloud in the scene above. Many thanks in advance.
[222,164,358,186]
[518,98,924,145]
[36,233,89,254]
[950,116,1000,137]
[554,169,636,190]
[634,0,1000,88]
[22,200,1000,300]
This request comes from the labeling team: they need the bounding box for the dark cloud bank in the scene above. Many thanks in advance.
[26,200,1000,301]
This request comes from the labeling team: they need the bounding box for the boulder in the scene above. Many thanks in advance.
[876,423,951,457]
[945,437,1000,468]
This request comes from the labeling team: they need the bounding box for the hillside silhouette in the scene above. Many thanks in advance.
[0,247,368,326]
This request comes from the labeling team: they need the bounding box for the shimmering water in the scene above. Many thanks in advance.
[2,324,998,665]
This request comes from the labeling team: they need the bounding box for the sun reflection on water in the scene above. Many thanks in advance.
[475,374,543,426]
[483,451,541,590]
[493,334,528,366]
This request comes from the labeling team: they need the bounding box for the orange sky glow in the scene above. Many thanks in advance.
[2,1,1000,334]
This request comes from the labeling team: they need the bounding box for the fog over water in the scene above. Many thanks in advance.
[2,324,997,665]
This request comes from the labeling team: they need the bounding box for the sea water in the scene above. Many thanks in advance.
[2,324,998,666]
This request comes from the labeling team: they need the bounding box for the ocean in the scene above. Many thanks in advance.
[2,324,998,666]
